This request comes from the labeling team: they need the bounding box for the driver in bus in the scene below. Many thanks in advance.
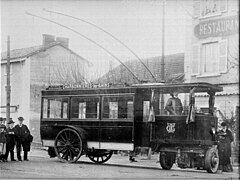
[165,91,183,115]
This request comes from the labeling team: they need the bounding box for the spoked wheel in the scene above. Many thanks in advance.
[160,152,175,170]
[88,149,113,164]
[205,147,219,173]
[54,128,83,163]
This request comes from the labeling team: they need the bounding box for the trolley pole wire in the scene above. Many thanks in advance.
[43,8,157,82]
[26,11,142,83]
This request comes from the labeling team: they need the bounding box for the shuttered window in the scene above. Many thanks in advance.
[200,42,219,74]
[192,40,228,76]
[219,40,228,73]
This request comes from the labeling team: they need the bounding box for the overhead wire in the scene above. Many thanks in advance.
[26,11,142,83]
[43,8,157,82]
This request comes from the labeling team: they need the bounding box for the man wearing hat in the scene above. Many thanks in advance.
[165,90,183,115]
[15,116,30,161]
[5,119,16,161]
[217,121,234,172]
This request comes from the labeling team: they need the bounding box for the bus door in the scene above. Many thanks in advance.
[99,94,135,151]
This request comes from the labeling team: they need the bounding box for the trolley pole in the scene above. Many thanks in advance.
[161,0,165,82]
[160,0,165,115]
[6,36,11,125]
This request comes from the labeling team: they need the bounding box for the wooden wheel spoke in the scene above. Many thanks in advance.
[69,131,77,141]
[69,148,78,156]
[71,143,80,147]
[71,135,80,144]
[64,131,69,140]
[60,134,67,142]
[62,149,69,160]
[88,150,113,164]
[55,128,83,163]
[57,139,66,146]
[57,146,66,153]
[68,149,74,160]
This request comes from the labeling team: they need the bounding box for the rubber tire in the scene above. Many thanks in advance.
[160,152,175,170]
[205,147,219,173]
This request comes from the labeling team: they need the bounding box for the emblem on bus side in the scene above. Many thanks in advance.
[166,123,176,133]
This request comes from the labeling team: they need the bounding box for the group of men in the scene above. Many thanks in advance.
[0,116,32,162]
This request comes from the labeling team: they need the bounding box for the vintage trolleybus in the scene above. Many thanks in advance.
[40,82,223,173]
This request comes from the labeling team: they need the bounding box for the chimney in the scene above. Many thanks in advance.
[42,34,55,47]
[56,37,69,48]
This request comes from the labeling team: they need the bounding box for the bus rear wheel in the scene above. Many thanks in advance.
[160,152,175,170]
[54,128,83,163]
[88,149,113,164]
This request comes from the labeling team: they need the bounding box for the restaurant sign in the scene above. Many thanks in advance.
[194,16,238,39]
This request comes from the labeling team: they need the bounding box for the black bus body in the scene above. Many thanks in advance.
[40,82,223,173]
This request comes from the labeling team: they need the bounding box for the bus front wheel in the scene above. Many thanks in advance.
[160,152,175,170]
[54,128,83,163]
[205,147,219,173]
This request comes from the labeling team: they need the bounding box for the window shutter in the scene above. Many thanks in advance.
[220,0,227,12]
[191,44,200,75]
[193,0,201,18]
[219,39,228,73]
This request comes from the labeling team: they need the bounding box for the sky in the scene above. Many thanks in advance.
[1,0,192,79]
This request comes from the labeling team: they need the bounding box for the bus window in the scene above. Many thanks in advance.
[71,97,99,119]
[103,96,133,120]
[42,98,68,119]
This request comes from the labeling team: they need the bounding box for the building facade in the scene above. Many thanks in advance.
[1,34,90,142]
[184,0,239,164]
[185,0,239,120]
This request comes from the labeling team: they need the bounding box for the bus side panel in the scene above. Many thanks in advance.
[153,116,188,141]
[40,120,100,142]
[194,115,215,141]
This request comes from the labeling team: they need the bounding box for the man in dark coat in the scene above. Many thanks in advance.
[5,119,16,161]
[165,91,183,115]
[15,117,31,161]
[217,122,234,172]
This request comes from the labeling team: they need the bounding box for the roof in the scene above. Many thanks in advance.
[42,82,223,96]
[1,42,90,65]
[95,53,184,84]
[198,83,239,96]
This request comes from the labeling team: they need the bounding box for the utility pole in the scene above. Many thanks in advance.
[160,0,165,114]
[6,36,11,124]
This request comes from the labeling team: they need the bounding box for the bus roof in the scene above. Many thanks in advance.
[42,82,223,96]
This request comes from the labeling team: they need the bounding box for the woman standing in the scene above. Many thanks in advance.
[217,122,234,172]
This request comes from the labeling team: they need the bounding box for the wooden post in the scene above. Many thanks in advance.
[6,36,11,125]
